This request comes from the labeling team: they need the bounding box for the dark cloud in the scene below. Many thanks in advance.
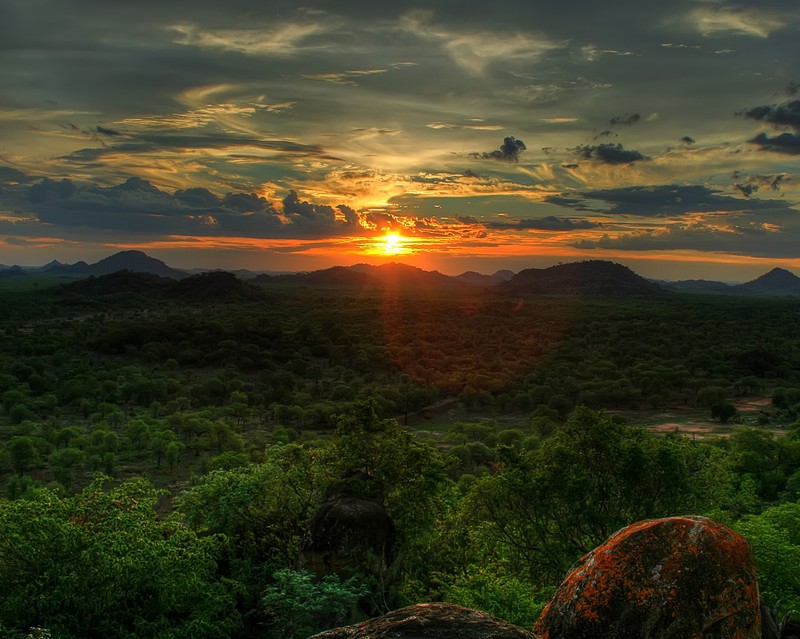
[174,187,221,209]
[2,173,376,239]
[609,112,640,126]
[732,171,788,197]
[336,204,359,225]
[571,184,792,217]
[748,132,800,154]
[0,167,33,185]
[28,178,78,202]
[733,183,756,198]
[679,136,695,145]
[95,125,121,137]
[593,129,614,140]
[61,134,338,165]
[574,219,800,259]
[572,143,648,164]
[473,136,527,162]
[487,216,600,231]
[109,176,163,194]
[543,195,587,208]
[741,99,800,130]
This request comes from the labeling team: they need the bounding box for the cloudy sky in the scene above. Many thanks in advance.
[1,0,799,279]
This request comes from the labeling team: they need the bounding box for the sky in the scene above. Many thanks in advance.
[1,0,800,280]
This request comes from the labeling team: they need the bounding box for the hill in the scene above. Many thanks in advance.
[257,262,464,292]
[44,250,187,279]
[736,267,800,296]
[455,269,515,286]
[58,269,265,304]
[497,260,662,296]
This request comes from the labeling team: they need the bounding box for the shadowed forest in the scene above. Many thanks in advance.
[2,267,800,638]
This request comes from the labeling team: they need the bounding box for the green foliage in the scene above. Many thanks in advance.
[261,569,366,639]
[0,477,239,639]
[443,567,553,630]
[466,408,710,583]
[735,502,800,613]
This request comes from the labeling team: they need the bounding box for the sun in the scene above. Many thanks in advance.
[382,233,403,255]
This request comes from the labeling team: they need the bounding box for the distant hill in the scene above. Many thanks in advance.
[497,260,662,296]
[660,279,734,294]
[735,267,800,296]
[58,271,173,298]
[171,271,266,302]
[256,262,464,291]
[455,270,516,286]
[43,250,187,279]
[256,265,379,289]
[0,265,26,278]
[58,270,265,304]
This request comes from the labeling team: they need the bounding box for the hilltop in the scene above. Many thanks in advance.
[3,250,800,297]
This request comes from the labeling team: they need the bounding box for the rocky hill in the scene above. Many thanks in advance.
[736,267,800,295]
[497,260,662,296]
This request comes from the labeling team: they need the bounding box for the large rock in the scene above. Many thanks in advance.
[308,602,538,639]
[300,491,395,576]
[534,515,760,639]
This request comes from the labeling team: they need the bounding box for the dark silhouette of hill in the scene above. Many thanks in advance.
[660,279,734,294]
[256,262,464,291]
[170,271,266,302]
[58,269,265,304]
[43,250,187,279]
[497,260,662,295]
[0,265,26,278]
[256,265,379,289]
[736,267,800,295]
[350,262,463,290]
[455,269,515,286]
[58,271,173,298]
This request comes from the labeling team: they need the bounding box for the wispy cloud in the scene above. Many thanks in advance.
[400,10,565,75]
[169,20,333,56]
[690,7,785,38]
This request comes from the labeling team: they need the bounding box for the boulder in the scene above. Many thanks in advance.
[300,492,395,576]
[534,515,760,639]
[307,602,537,639]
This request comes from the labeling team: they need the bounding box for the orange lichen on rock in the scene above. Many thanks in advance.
[534,515,760,639]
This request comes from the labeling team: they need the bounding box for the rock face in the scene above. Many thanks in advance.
[534,515,761,639]
[307,602,538,639]
[300,492,395,576]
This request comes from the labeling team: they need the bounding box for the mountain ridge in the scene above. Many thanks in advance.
[3,251,800,297]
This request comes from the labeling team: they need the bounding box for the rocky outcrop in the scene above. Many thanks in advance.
[307,602,537,639]
[300,491,395,576]
[310,516,761,639]
[534,515,761,639]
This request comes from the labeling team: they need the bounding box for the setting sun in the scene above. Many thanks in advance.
[382,233,404,255]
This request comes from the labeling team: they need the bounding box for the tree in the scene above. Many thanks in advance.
[7,436,39,476]
[261,569,366,639]
[0,477,239,638]
[711,401,738,424]
[466,408,708,583]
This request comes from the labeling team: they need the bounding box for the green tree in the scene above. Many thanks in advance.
[466,408,708,583]
[0,477,239,638]
[7,436,39,476]
[261,569,366,639]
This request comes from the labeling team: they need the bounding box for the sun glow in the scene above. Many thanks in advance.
[382,233,404,255]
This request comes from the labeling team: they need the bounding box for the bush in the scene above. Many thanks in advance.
[261,569,367,639]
